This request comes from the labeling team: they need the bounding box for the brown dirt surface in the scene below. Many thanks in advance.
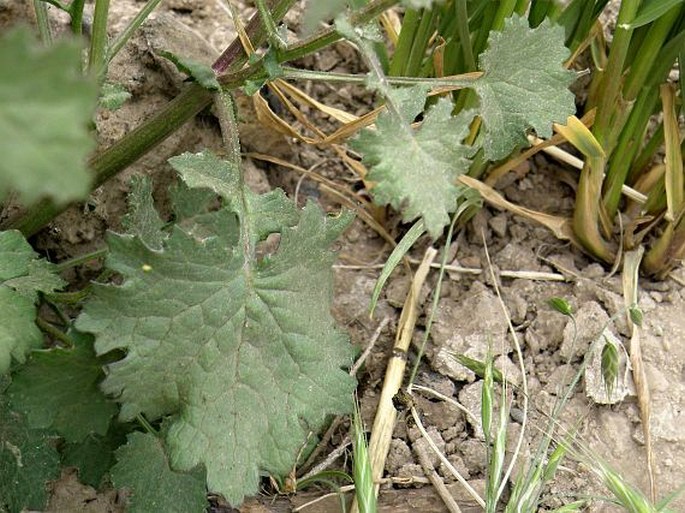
[2,1,684,512]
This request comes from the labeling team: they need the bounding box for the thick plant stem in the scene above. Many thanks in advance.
[590,0,639,151]
[573,0,639,259]
[9,83,214,236]
[9,0,289,236]
[10,63,265,236]
[33,0,53,45]
[8,0,399,237]
[280,0,399,62]
[388,8,421,76]
[89,0,110,76]
[643,84,685,277]
[69,0,85,34]
[213,0,298,73]
[573,156,614,263]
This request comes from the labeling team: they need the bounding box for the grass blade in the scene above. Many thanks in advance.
[369,220,426,316]
[554,115,605,160]
[352,400,377,513]
[624,0,685,29]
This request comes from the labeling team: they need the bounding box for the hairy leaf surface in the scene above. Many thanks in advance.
[353,87,475,238]
[0,230,64,373]
[0,390,60,513]
[111,432,207,513]
[474,15,576,160]
[77,151,356,504]
[122,175,166,250]
[0,27,97,205]
[61,426,127,488]
[8,331,117,443]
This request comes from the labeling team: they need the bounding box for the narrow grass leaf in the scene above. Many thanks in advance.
[369,220,426,316]
[624,0,685,29]
[655,483,685,511]
[550,501,586,512]
[554,115,606,159]
[486,388,508,510]
[599,463,656,512]
[453,354,506,383]
[482,355,494,444]
[352,401,377,513]
[543,442,568,481]
[660,83,683,222]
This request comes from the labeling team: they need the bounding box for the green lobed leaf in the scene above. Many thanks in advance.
[304,0,348,34]
[0,27,98,206]
[352,86,476,239]
[61,427,127,488]
[169,150,301,242]
[8,330,117,443]
[169,181,216,221]
[473,15,577,160]
[111,432,207,513]
[0,230,65,373]
[157,50,221,91]
[100,82,131,110]
[77,151,357,505]
[122,175,166,250]
[0,394,60,513]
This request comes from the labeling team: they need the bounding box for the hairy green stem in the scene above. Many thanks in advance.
[33,0,53,45]
[9,83,214,236]
[9,0,398,237]
[69,0,85,34]
[281,65,479,88]
[9,0,289,236]
[36,317,75,347]
[213,0,297,73]
[255,0,288,49]
[89,0,110,76]
[55,247,109,272]
[280,0,399,63]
